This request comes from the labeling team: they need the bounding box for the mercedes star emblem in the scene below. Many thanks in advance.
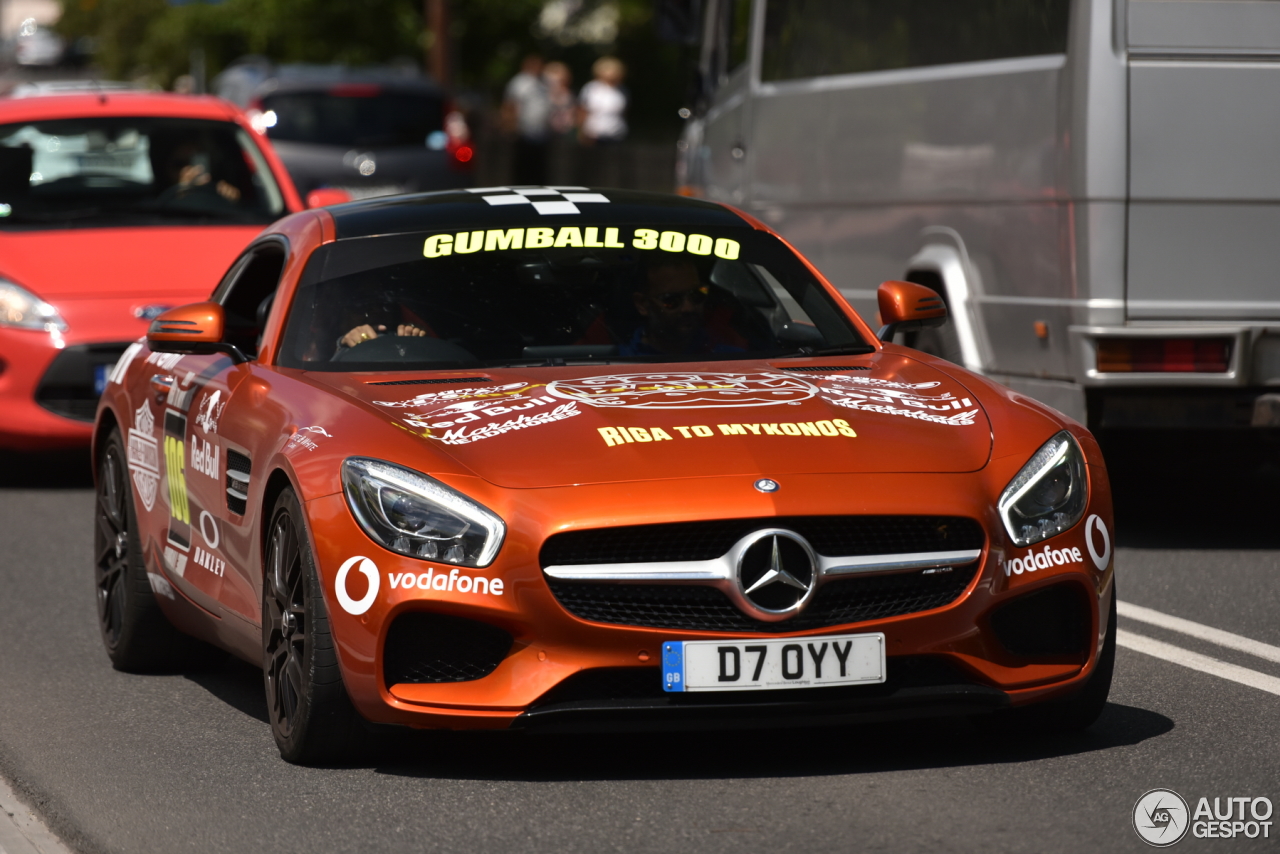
[743,535,809,596]
[732,528,818,620]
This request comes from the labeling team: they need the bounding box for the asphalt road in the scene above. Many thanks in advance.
[0,431,1278,854]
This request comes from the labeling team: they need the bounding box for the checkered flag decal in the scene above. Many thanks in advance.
[467,186,610,216]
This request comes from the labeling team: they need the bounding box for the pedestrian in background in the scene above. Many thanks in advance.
[543,61,577,185]
[502,54,552,185]
[545,62,576,137]
[578,56,628,187]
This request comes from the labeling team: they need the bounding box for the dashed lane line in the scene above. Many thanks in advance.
[1118,601,1280,666]
[1117,629,1280,697]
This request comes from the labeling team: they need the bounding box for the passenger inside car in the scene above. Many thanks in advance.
[618,256,748,356]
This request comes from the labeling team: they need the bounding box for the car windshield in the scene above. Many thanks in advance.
[260,87,444,148]
[278,223,872,371]
[0,116,285,227]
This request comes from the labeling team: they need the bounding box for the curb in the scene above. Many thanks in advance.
[0,775,73,854]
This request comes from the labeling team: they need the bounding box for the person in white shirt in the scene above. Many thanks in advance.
[578,56,627,144]
[577,56,627,186]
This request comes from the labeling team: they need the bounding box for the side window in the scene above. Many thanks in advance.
[216,243,287,359]
[761,0,1071,83]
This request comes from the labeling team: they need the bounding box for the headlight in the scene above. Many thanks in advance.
[997,431,1088,547]
[341,457,505,567]
[0,279,66,332]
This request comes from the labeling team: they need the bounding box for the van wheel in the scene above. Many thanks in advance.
[94,427,219,671]
[262,487,369,764]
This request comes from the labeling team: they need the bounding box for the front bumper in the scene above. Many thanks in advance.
[303,466,1115,732]
[1,291,160,449]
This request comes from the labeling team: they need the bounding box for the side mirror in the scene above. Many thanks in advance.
[146,302,247,363]
[876,280,947,341]
[306,188,353,208]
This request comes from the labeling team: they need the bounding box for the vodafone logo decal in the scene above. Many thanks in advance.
[336,556,380,615]
[1085,514,1111,571]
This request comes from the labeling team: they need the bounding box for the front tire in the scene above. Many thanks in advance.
[262,487,368,764]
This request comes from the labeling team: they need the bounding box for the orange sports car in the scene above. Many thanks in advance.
[92,188,1115,763]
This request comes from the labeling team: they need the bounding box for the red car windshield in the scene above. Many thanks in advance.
[278,225,872,371]
[0,116,286,227]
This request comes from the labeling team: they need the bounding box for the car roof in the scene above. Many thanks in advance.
[0,92,242,124]
[256,64,442,92]
[325,187,752,241]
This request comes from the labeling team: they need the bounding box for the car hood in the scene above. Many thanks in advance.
[0,226,263,300]
[310,354,995,489]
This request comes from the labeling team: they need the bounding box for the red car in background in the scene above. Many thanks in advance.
[0,91,305,450]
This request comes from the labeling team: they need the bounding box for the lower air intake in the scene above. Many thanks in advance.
[989,583,1092,659]
[35,343,132,421]
[382,612,512,685]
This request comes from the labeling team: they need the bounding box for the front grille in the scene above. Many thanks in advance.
[547,563,978,632]
[990,582,1091,659]
[532,656,978,708]
[366,376,491,386]
[383,612,513,685]
[35,343,132,421]
[541,516,984,567]
[777,365,871,372]
[225,450,251,515]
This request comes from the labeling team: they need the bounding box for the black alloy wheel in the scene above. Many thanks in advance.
[94,427,214,670]
[262,487,369,764]
[95,435,131,650]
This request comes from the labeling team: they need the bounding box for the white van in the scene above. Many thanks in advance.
[675,0,1280,430]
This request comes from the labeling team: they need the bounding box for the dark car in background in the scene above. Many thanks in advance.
[223,66,473,199]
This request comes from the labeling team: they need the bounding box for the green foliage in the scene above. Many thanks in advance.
[60,0,430,87]
[56,0,690,137]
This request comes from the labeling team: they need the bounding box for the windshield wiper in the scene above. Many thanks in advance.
[127,204,256,223]
[483,356,664,368]
[775,344,877,358]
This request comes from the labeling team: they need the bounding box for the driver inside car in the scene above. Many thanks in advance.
[338,322,427,351]
[152,134,243,208]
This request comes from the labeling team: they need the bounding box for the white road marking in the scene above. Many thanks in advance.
[1117,630,1280,697]
[1119,600,1280,665]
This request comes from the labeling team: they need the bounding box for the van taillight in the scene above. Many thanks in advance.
[1096,338,1232,373]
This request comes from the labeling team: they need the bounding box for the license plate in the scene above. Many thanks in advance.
[662,633,885,693]
[93,363,111,395]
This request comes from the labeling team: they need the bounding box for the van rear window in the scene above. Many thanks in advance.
[761,0,1070,82]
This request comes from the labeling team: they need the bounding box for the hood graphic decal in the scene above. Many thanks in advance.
[546,372,817,410]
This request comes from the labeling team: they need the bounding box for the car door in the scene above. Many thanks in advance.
[158,240,288,621]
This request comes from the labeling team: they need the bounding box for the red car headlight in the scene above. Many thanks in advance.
[0,278,66,332]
